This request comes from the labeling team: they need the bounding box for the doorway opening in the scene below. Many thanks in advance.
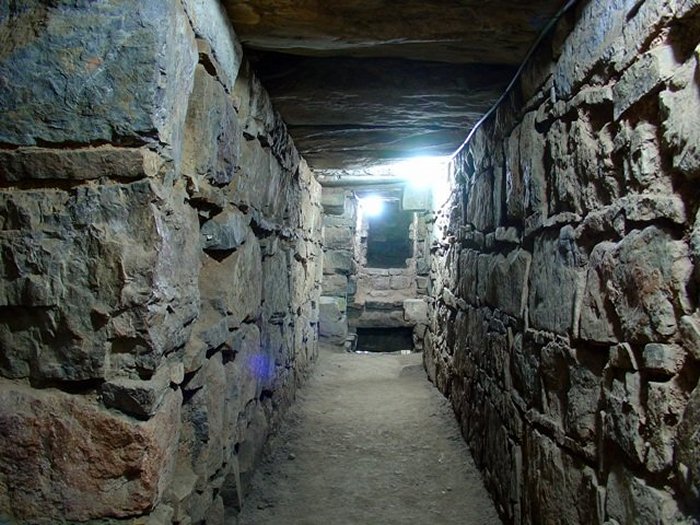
[356,327,414,353]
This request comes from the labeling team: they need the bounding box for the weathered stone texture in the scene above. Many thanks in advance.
[425,1,700,522]
[0,0,197,156]
[0,382,181,522]
[0,181,200,381]
[183,65,241,186]
[0,1,323,522]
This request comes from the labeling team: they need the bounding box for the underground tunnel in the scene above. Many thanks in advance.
[0,0,699,524]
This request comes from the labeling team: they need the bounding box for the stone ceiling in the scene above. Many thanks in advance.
[225,0,564,172]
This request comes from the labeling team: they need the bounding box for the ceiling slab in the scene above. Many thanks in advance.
[225,0,564,171]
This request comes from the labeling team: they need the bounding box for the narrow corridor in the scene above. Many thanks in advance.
[234,348,501,524]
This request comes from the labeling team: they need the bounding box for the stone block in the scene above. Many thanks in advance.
[226,324,264,420]
[642,343,685,377]
[195,230,261,342]
[319,296,347,344]
[200,208,251,252]
[101,365,173,419]
[0,146,165,183]
[613,45,677,119]
[554,0,639,98]
[506,112,547,222]
[523,429,599,524]
[403,299,428,325]
[604,372,646,465]
[511,334,539,407]
[679,315,700,361]
[546,115,617,216]
[323,249,354,275]
[0,382,181,522]
[606,465,682,524]
[457,249,478,304]
[465,168,495,232]
[565,362,600,444]
[321,274,349,297]
[324,227,354,250]
[390,275,413,290]
[660,50,700,178]
[402,186,431,211]
[263,249,292,323]
[580,227,692,344]
[321,188,347,215]
[183,65,241,186]
[676,382,700,503]
[0,181,200,381]
[181,0,243,91]
[181,353,227,483]
[616,120,667,190]
[579,241,620,344]
[621,193,687,225]
[528,227,585,335]
[233,60,276,140]
[608,343,639,371]
[479,249,531,318]
[494,226,521,244]
[645,380,687,473]
[229,138,286,222]
[0,0,197,152]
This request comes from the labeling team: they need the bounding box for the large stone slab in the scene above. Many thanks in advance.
[323,249,354,276]
[199,230,262,328]
[606,465,682,524]
[0,0,197,153]
[528,227,585,335]
[580,226,692,344]
[183,65,241,187]
[0,382,181,522]
[0,146,165,183]
[262,248,291,321]
[321,274,349,297]
[506,112,547,222]
[227,1,562,65]
[0,181,200,381]
[660,49,700,178]
[319,296,348,344]
[478,249,531,318]
[523,429,599,524]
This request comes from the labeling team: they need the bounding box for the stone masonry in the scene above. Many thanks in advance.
[425,0,700,523]
[0,1,323,523]
[319,187,430,351]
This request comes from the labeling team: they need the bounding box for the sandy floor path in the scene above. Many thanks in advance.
[233,347,502,525]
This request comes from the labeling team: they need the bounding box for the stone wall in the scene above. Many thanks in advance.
[0,1,323,523]
[318,187,430,351]
[425,0,699,523]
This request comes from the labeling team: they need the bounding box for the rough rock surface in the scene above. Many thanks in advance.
[0,1,323,523]
[0,383,181,522]
[227,0,563,64]
[225,0,563,169]
[424,1,700,523]
[250,55,514,168]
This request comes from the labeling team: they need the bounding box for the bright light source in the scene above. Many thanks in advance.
[392,156,450,188]
[359,195,384,217]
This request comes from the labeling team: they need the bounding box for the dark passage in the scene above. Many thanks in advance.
[356,327,414,353]
[365,201,413,268]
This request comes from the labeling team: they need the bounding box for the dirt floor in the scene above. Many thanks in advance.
[232,346,502,525]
